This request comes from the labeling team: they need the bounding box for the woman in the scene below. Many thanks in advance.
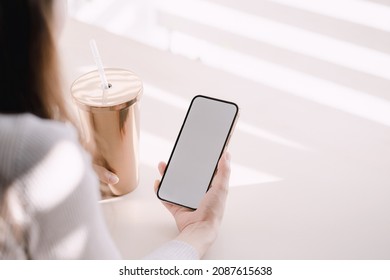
[0,1,230,259]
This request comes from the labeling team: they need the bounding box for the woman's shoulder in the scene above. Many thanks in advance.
[1,113,77,140]
[0,114,105,259]
[0,113,82,184]
[0,113,77,142]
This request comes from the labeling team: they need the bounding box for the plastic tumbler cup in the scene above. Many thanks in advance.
[71,68,142,196]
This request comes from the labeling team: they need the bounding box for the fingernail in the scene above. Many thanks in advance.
[108,173,119,185]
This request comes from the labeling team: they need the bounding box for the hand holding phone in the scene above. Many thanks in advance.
[157,95,239,209]
[154,151,231,257]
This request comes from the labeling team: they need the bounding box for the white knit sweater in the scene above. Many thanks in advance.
[0,114,198,260]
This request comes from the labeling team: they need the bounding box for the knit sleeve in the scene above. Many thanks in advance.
[144,240,199,260]
[1,114,199,260]
[18,116,121,259]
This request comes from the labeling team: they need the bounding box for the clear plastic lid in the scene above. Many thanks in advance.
[71,68,142,111]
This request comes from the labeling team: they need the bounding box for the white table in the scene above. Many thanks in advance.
[60,19,390,259]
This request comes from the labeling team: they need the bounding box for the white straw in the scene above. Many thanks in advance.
[89,39,109,103]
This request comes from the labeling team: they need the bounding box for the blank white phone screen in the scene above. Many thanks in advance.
[158,96,238,209]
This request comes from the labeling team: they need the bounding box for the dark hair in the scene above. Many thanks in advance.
[0,0,71,121]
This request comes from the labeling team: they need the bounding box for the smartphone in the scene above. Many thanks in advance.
[157,95,239,210]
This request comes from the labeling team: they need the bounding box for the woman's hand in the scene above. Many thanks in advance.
[93,164,119,185]
[154,152,231,258]
[93,165,120,198]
